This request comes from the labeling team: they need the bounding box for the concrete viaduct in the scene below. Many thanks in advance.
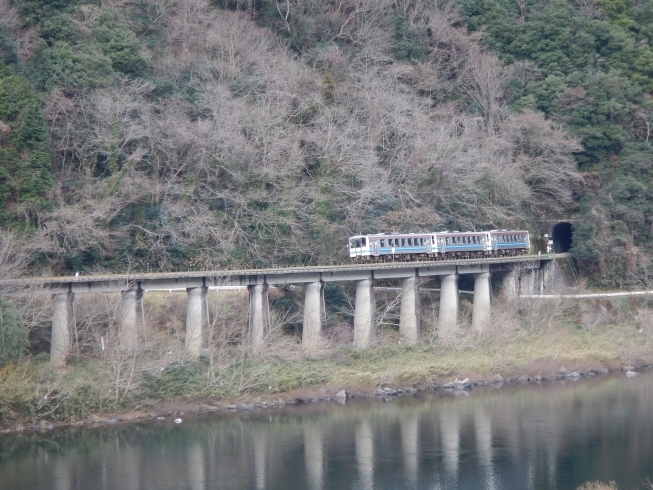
[0,254,564,366]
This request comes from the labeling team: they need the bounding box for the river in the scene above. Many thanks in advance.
[1,369,652,489]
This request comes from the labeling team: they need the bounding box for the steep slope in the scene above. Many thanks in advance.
[1,0,580,272]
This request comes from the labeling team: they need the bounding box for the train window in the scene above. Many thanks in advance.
[362,237,367,246]
[380,239,386,247]
[408,238,413,246]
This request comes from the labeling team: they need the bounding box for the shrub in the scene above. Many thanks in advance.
[0,301,27,367]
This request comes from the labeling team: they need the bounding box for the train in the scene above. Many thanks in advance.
[348,230,530,262]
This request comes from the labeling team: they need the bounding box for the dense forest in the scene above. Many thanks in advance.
[0,0,651,287]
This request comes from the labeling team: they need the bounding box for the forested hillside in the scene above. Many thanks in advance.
[0,0,650,286]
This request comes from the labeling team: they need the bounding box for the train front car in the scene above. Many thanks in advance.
[349,233,437,262]
[435,231,492,259]
[489,230,530,255]
[349,235,370,261]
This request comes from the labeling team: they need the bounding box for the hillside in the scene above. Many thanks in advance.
[0,0,586,276]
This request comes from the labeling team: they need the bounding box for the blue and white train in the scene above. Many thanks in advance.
[348,230,530,262]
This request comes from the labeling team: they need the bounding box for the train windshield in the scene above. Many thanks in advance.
[349,238,362,248]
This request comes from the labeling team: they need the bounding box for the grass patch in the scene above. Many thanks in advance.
[0,315,650,428]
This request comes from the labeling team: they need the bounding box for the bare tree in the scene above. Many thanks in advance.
[462,51,512,135]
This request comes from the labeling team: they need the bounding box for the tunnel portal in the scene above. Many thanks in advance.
[551,222,573,253]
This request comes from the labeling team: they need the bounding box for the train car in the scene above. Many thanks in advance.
[435,231,492,258]
[349,233,436,261]
[348,229,530,262]
[488,230,530,255]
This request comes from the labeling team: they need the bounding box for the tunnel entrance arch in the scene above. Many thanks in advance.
[551,222,573,253]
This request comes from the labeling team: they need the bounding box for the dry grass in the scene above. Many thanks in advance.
[2,289,653,427]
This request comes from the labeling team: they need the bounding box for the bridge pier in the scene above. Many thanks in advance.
[399,275,421,343]
[502,270,519,299]
[248,284,270,353]
[303,281,325,348]
[50,293,74,366]
[541,260,555,292]
[354,279,375,348]
[186,286,208,357]
[471,272,491,331]
[438,273,459,335]
[520,269,535,296]
[119,289,142,352]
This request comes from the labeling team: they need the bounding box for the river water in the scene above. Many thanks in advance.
[1,370,653,490]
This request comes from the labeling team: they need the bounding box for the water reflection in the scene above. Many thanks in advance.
[304,425,323,490]
[355,420,373,490]
[439,405,460,486]
[474,409,496,490]
[253,432,266,490]
[2,370,653,490]
[52,455,71,490]
[400,415,418,486]
[188,443,205,490]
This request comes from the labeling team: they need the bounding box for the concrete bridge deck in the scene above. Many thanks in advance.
[1,253,567,291]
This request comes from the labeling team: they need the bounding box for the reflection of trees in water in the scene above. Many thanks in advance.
[2,373,653,489]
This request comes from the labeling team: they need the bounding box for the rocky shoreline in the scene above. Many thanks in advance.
[2,362,650,436]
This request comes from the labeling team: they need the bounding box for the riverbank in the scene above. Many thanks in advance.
[1,318,651,433]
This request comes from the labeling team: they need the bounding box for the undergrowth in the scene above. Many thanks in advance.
[0,320,648,428]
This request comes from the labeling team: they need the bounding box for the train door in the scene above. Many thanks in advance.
[372,239,380,256]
